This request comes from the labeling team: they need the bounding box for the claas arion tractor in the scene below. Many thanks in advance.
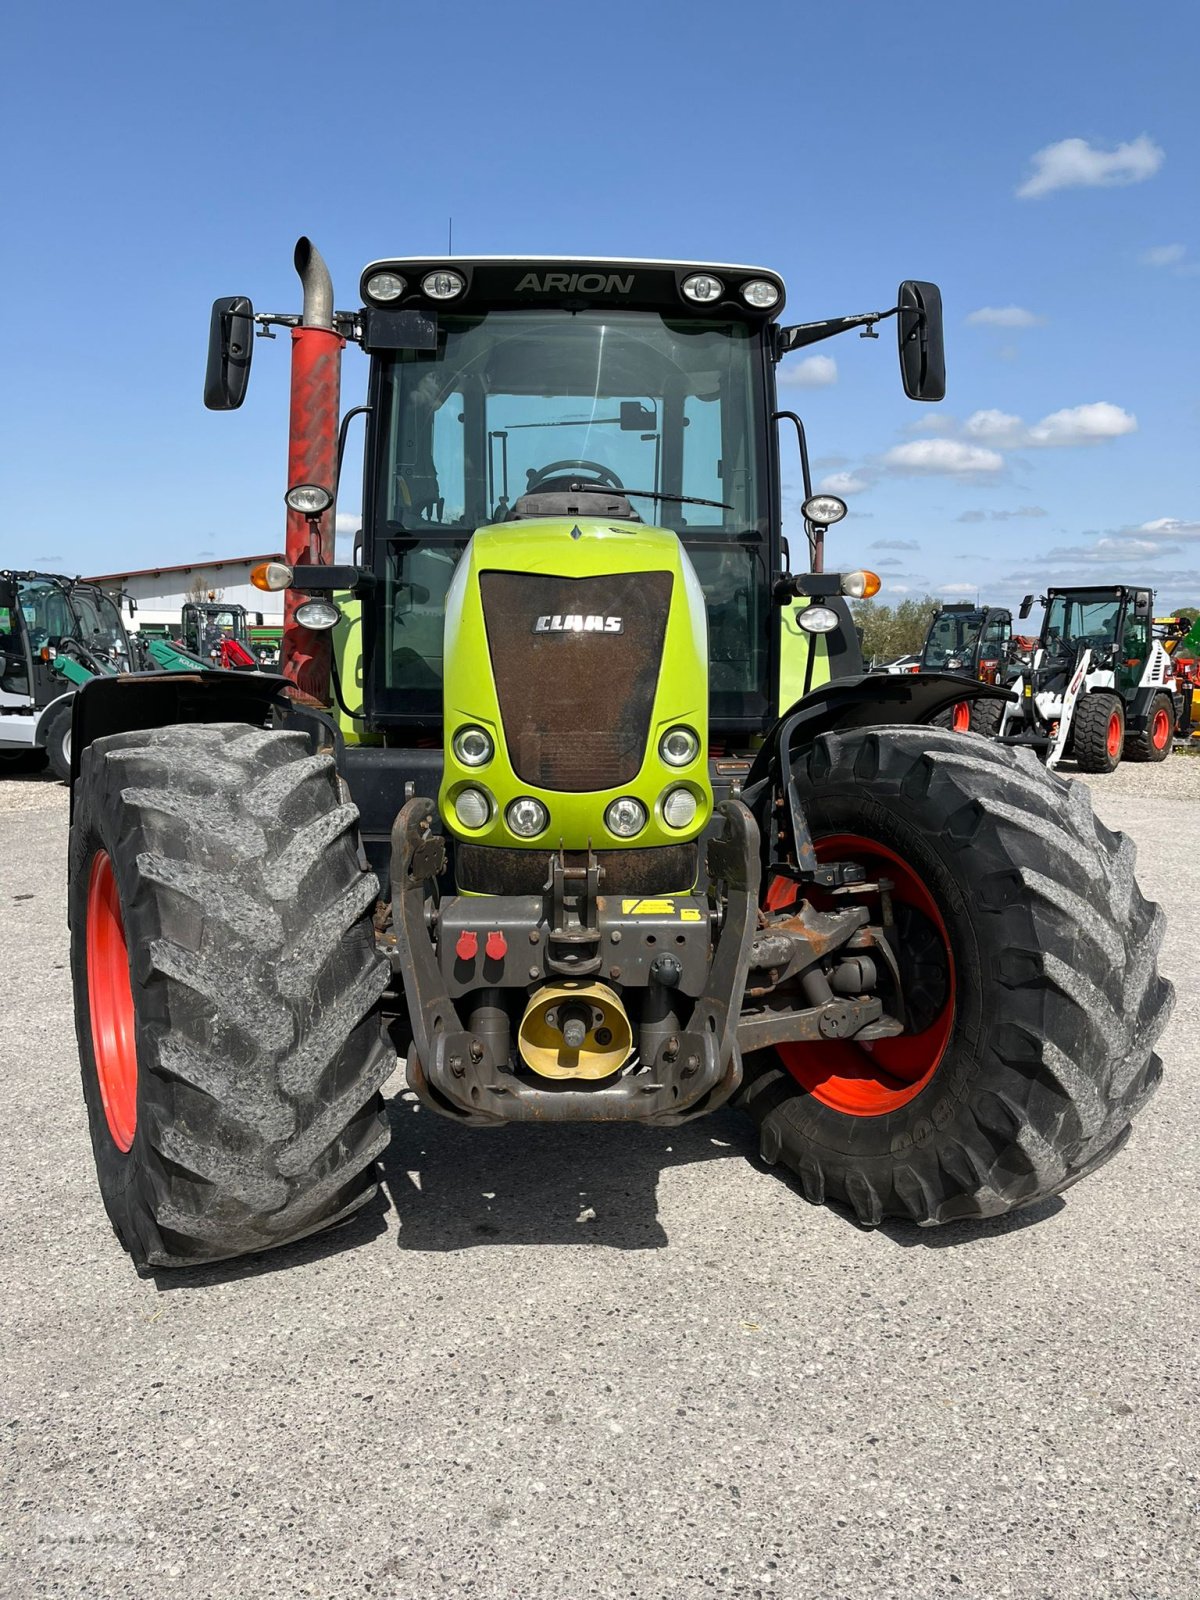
[66,241,1172,1269]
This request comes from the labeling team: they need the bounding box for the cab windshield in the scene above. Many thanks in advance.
[69,587,129,663]
[370,308,771,722]
[921,612,982,668]
[1044,593,1122,655]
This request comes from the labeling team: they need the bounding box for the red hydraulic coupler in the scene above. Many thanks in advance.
[281,323,343,705]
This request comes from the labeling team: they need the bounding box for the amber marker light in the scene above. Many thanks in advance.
[841,570,881,599]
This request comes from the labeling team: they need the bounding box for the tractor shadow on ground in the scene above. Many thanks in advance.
[379,1093,758,1253]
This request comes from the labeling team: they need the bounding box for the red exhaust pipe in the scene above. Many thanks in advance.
[281,237,342,704]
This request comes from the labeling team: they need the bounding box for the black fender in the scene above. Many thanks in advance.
[746,671,1013,792]
[68,670,289,811]
[740,673,1013,887]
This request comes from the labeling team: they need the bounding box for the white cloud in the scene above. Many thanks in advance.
[335,510,361,535]
[1027,401,1137,446]
[880,439,1005,477]
[963,409,1027,448]
[940,582,980,596]
[957,506,1047,523]
[960,402,1137,449]
[1135,517,1200,541]
[817,470,869,495]
[1139,243,1186,267]
[870,538,920,551]
[965,306,1046,328]
[779,355,837,389]
[1017,134,1164,199]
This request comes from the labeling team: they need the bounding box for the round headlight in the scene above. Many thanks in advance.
[453,787,491,829]
[507,797,549,838]
[798,605,840,635]
[662,787,698,829]
[366,271,406,302]
[452,726,494,767]
[295,598,341,631]
[285,483,333,516]
[681,273,723,304]
[422,269,465,300]
[605,796,647,838]
[659,725,700,767]
[741,279,780,310]
[801,494,848,526]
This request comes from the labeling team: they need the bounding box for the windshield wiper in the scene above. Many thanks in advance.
[567,482,732,511]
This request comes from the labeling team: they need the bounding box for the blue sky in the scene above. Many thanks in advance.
[3,0,1197,609]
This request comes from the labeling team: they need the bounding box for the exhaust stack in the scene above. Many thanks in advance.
[281,236,342,704]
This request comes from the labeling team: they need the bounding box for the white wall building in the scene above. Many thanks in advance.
[83,553,286,629]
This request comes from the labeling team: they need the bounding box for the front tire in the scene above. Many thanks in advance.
[736,727,1171,1226]
[1072,692,1124,773]
[69,722,392,1269]
[42,700,73,783]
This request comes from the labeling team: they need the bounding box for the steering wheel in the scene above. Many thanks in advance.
[525,459,625,492]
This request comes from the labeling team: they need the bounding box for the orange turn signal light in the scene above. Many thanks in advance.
[841,569,881,599]
[251,560,293,593]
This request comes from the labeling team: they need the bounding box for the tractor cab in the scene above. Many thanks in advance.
[0,572,131,703]
[919,603,1012,682]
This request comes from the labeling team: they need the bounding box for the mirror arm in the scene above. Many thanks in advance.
[778,307,898,353]
[253,311,363,344]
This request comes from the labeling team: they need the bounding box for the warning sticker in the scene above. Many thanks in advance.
[622,898,675,915]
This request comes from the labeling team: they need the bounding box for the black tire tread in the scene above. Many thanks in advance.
[1072,692,1122,773]
[736,726,1172,1227]
[1123,691,1174,763]
[70,722,392,1269]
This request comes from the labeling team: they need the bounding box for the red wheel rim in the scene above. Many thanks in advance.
[1151,707,1171,749]
[86,851,137,1152]
[1106,712,1122,758]
[951,701,971,734]
[768,834,955,1116]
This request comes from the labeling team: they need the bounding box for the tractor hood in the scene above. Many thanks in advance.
[438,516,711,860]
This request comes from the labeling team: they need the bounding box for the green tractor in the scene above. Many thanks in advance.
[67,242,1171,1269]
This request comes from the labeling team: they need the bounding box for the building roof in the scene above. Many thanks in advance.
[83,554,285,584]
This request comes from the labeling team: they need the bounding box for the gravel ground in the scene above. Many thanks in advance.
[1,754,1197,1600]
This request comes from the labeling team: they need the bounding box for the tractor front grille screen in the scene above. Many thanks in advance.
[480,570,673,792]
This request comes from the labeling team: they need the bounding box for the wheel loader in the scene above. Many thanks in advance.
[998,586,1183,771]
[66,242,1172,1269]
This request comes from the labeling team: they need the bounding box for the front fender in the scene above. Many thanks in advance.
[69,670,289,810]
[747,671,1012,791]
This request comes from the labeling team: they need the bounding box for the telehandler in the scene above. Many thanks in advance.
[915,602,1013,735]
[67,242,1171,1268]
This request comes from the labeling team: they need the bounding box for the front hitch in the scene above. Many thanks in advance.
[389,797,760,1125]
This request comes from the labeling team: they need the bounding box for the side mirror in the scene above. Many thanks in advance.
[897,280,945,402]
[204,296,255,410]
[1019,594,1034,620]
[620,400,657,431]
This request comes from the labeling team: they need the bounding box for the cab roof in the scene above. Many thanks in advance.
[358,256,787,320]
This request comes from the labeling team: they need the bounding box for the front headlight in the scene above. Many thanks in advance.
[285,483,333,516]
[661,787,698,829]
[366,271,405,302]
[659,725,700,767]
[506,797,549,838]
[741,279,780,309]
[798,605,840,635]
[801,494,848,526]
[453,788,492,829]
[681,272,723,304]
[422,269,465,300]
[605,797,647,838]
[452,726,494,767]
[295,599,341,631]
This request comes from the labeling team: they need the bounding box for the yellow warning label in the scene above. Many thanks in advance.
[622,898,675,915]
[680,908,703,923]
